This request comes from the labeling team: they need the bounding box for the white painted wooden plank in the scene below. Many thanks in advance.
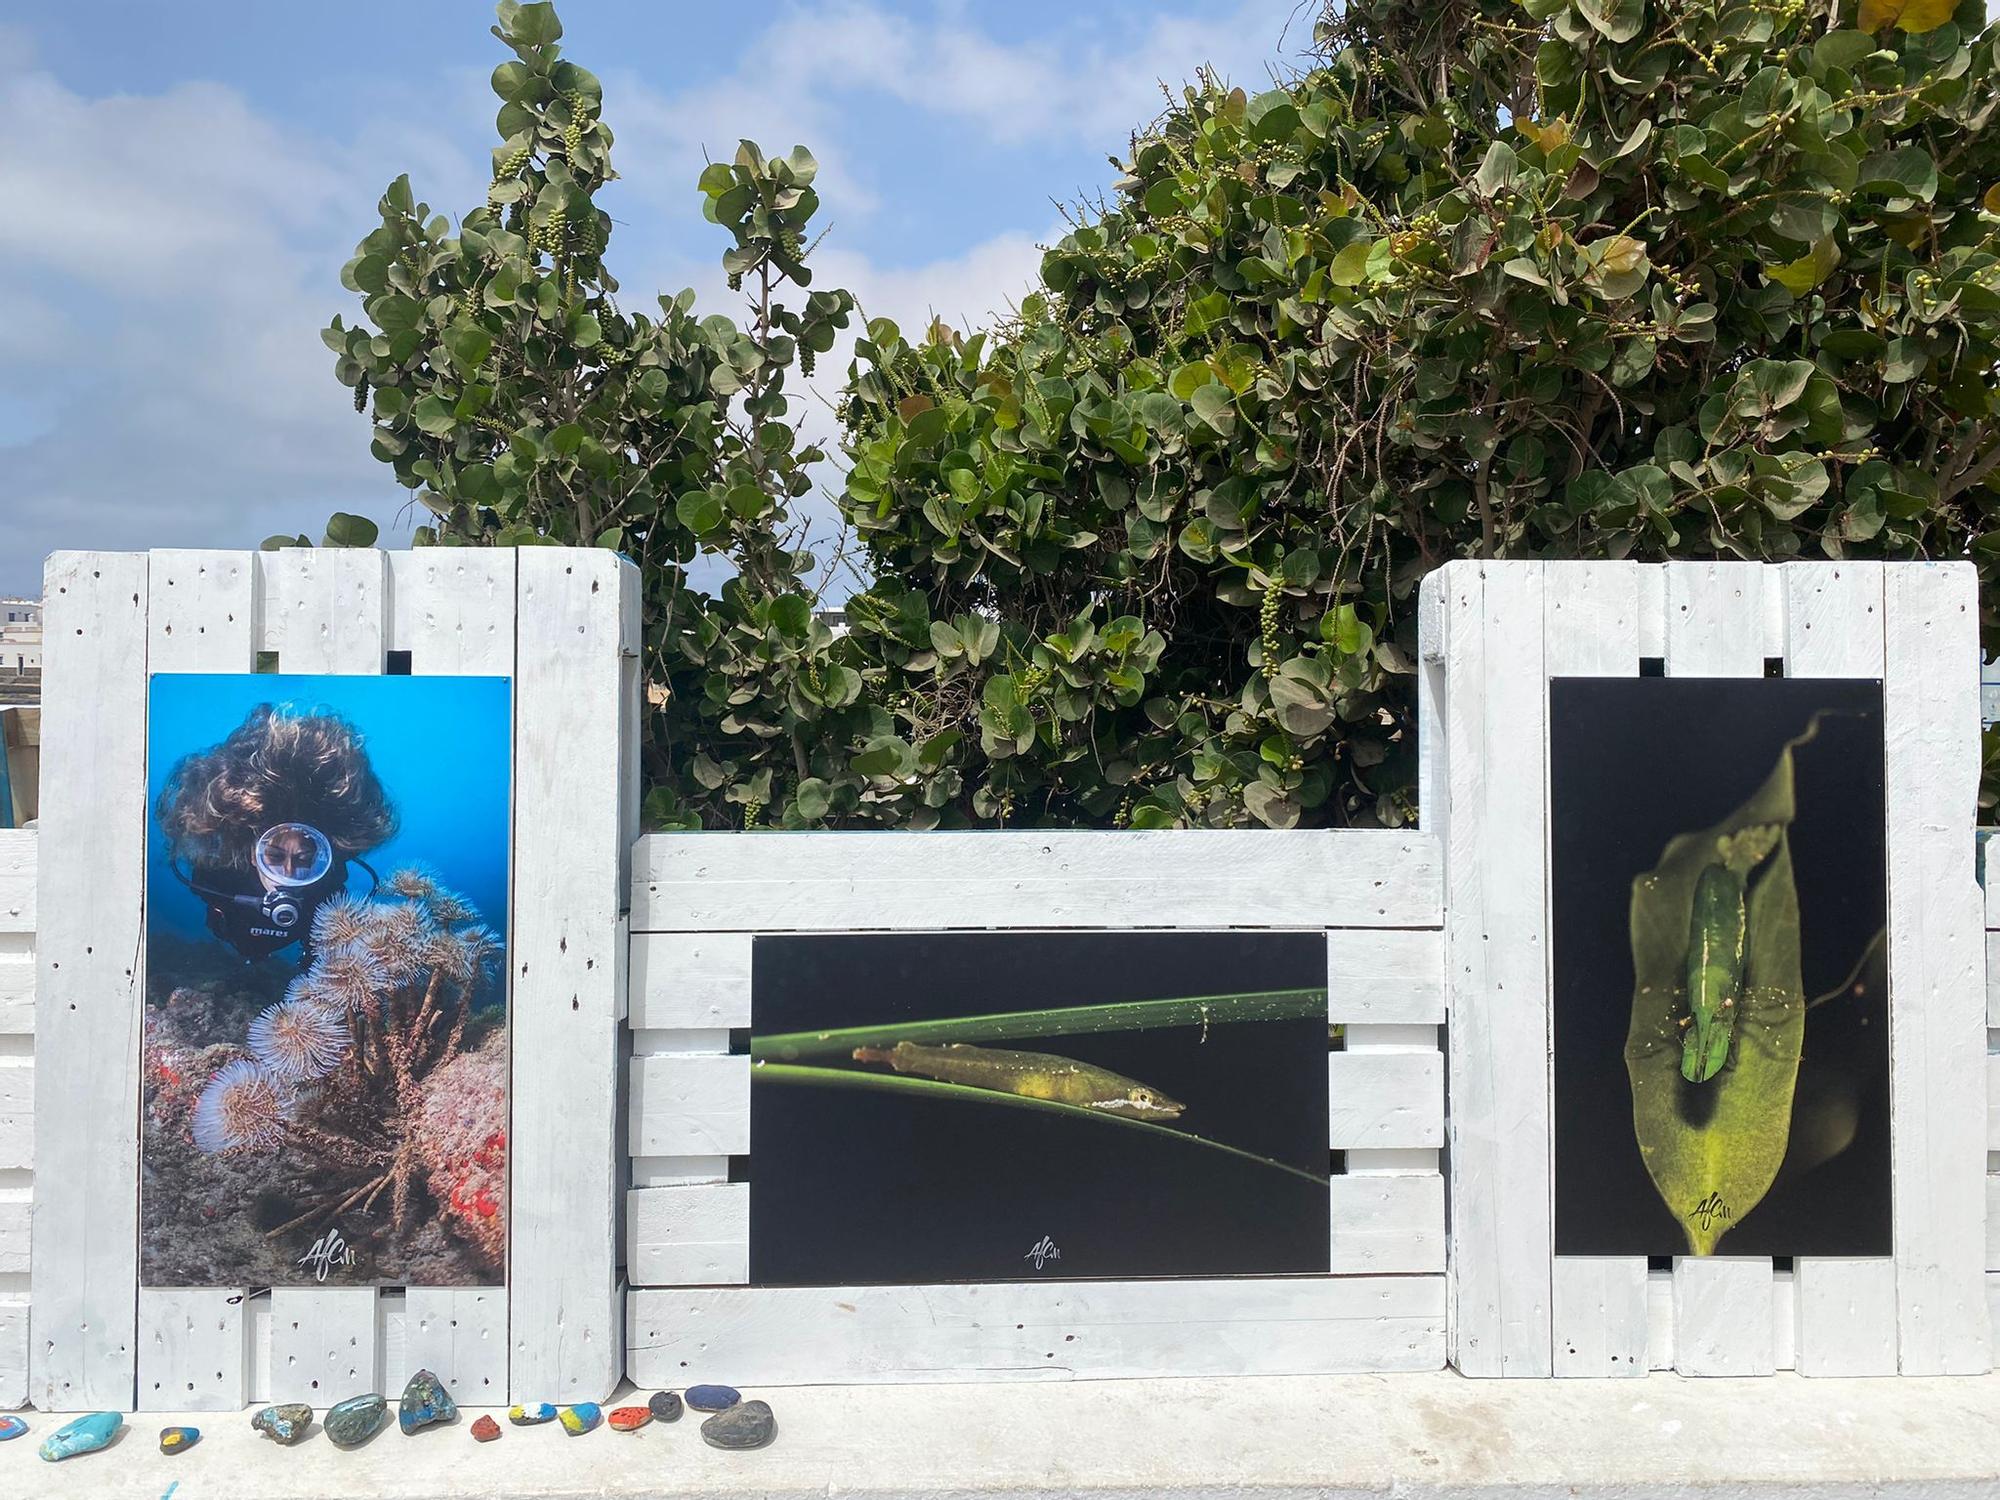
[0,1063,27,1170]
[1989,1273,2000,1365]
[403,1287,507,1405]
[376,1288,406,1393]
[270,1287,380,1404]
[0,1298,23,1410]
[32,550,147,1411]
[1342,1023,1436,1051]
[1782,561,1884,677]
[1544,559,1642,676]
[1325,929,1442,1024]
[631,1053,751,1157]
[1635,564,1666,661]
[510,548,630,1403]
[630,932,753,1031]
[1990,1053,2000,1152]
[385,550,516,675]
[1327,1051,1442,1150]
[634,829,1443,933]
[1665,561,1767,675]
[1326,1172,1443,1274]
[632,1027,730,1056]
[1988,932,2000,1027]
[1794,1259,1898,1377]
[0,1192,25,1275]
[138,550,260,1416]
[0,832,33,935]
[1646,1268,1675,1370]
[631,1155,731,1187]
[255,549,387,673]
[627,1185,750,1286]
[136,1287,249,1412]
[1885,563,1991,1374]
[630,1276,1446,1385]
[1440,560,1551,1377]
[0,955,32,1035]
[1673,1258,1776,1376]
[1988,1174,2000,1272]
[1345,1147,1438,1174]
[1551,1258,1647,1378]
[1772,1266,1797,1372]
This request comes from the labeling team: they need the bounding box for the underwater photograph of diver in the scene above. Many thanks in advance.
[141,673,512,1288]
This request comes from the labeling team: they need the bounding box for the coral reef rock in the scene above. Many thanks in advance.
[252,1404,314,1446]
[647,1390,683,1422]
[399,1369,458,1434]
[326,1393,390,1449]
[160,1425,200,1455]
[470,1414,502,1442]
[701,1400,776,1451]
[686,1383,740,1412]
[558,1403,602,1436]
[609,1405,652,1432]
[508,1402,557,1426]
[39,1411,121,1462]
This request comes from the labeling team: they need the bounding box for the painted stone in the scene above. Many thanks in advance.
[647,1390,683,1423]
[470,1415,501,1443]
[0,1415,26,1441]
[685,1383,740,1412]
[39,1411,122,1462]
[159,1425,201,1455]
[399,1368,458,1434]
[558,1403,602,1436]
[325,1393,390,1449]
[251,1404,313,1446]
[608,1405,652,1432]
[508,1403,557,1426]
[700,1400,776,1451]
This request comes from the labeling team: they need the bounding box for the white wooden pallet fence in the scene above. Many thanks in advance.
[1428,559,1992,1379]
[29,548,631,1412]
[0,827,33,1408]
[624,830,1449,1383]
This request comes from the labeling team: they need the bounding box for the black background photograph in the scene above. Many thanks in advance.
[748,930,1330,1286]
[1550,676,1890,1258]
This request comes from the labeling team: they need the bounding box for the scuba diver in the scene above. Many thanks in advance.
[156,703,397,965]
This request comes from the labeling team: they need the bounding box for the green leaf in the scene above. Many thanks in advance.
[794,777,832,821]
[676,491,725,534]
[570,310,603,348]
[1329,239,1376,286]
[1188,382,1237,435]
[1576,0,1647,42]
[1765,235,1840,294]
[410,394,458,436]
[323,512,379,548]
[1857,145,1938,202]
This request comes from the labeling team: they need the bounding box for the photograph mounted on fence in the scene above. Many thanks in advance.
[747,930,1330,1286]
[1551,675,1889,1259]
[141,673,512,1288]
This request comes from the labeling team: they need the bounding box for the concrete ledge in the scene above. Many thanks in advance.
[6,1371,2000,1498]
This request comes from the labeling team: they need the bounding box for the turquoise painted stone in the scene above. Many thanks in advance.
[39,1410,122,1462]
[557,1403,601,1436]
[0,1414,25,1441]
[701,1399,775,1451]
[398,1368,457,1434]
[508,1403,557,1426]
[325,1393,390,1449]
[685,1383,739,1412]
[251,1403,313,1445]
[160,1425,200,1455]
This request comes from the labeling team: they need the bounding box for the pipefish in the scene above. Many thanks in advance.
[851,1041,1185,1120]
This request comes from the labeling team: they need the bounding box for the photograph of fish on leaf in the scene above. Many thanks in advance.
[747,932,1332,1285]
[1552,678,1891,1261]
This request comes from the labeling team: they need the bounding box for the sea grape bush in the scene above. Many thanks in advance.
[313,0,2000,828]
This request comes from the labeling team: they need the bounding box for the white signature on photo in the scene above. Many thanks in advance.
[1024,1234,1061,1270]
[297,1227,358,1282]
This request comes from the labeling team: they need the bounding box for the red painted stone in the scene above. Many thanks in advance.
[608,1406,653,1433]
[470,1415,501,1443]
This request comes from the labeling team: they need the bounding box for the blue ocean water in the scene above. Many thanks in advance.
[145,673,512,943]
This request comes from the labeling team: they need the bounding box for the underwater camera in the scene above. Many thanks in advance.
[174,821,377,965]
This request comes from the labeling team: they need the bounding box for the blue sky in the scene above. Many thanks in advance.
[0,0,1316,598]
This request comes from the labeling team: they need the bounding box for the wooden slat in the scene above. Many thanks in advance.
[0,1191,25,1275]
[1326,1051,1442,1149]
[1436,560,1551,1377]
[136,1287,250,1412]
[403,1287,508,1405]
[1987,932,2000,1027]
[0,953,32,1035]
[1672,1258,1776,1376]
[32,551,147,1411]
[0,831,32,934]
[629,1276,1446,1385]
[1884,563,1991,1374]
[0,1063,30,1170]
[1326,1172,1443,1274]
[1664,560,1768,676]
[386,550,516,674]
[630,1053,751,1157]
[1551,1259,1647,1377]
[270,1287,379,1403]
[634,828,1443,934]
[256,550,387,673]
[630,932,753,1030]
[1325,929,1442,1024]
[0,1298,24,1410]
[1646,1268,1675,1370]
[627,1184,750,1286]
[1794,1259,1898,1376]
[509,548,631,1403]
[1772,1266,1797,1371]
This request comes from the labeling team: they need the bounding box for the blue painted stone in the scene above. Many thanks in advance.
[325,1393,390,1449]
[685,1383,739,1412]
[398,1368,457,1434]
[160,1425,200,1455]
[508,1402,557,1426]
[0,1414,25,1441]
[701,1399,775,1451]
[251,1404,313,1446]
[39,1411,122,1462]
[558,1403,601,1436]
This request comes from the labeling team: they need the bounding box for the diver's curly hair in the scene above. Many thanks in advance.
[157,704,398,871]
